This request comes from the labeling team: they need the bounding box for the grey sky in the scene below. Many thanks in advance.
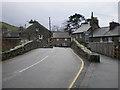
[118,1,120,23]
[2,2,118,29]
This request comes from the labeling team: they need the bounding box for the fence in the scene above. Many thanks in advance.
[114,43,120,59]
[88,42,120,60]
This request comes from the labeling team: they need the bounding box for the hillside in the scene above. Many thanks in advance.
[0,22,19,30]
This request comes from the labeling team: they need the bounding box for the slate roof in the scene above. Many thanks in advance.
[104,26,120,36]
[92,26,120,37]
[52,32,71,38]
[72,23,91,34]
[92,27,109,37]
[27,22,48,31]
[26,21,51,38]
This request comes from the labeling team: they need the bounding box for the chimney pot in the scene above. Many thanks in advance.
[109,22,120,30]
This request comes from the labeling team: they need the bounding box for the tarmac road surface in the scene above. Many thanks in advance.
[2,47,83,88]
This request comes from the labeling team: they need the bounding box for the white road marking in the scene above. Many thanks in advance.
[19,56,49,73]
[3,71,19,82]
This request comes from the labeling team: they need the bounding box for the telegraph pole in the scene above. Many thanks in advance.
[91,12,94,42]
[49,17,51,31]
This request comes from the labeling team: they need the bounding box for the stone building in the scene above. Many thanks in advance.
[72,22,91,42]
[88,21,120,59]
[21,20,52,46]
[72,12,100,42]
[52,31,71,47]
[89,22,120,43]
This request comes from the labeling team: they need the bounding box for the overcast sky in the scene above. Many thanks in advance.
[1,1,119,29]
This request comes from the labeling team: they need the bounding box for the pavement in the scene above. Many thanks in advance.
[0,61,2,90]
[2,47,82,88]
[80,54,118,88]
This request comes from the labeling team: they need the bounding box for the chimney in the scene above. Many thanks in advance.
[29,19,38,24]
[109,21,120,30]
[91,12,93,19]
[90,12,99,28]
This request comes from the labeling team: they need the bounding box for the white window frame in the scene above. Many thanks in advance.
[38,35,43,40]
[36,28,39,32]
[119,36,120,42]
[65,38,67,41]
[57,39,59,41]
[100,37,103,42]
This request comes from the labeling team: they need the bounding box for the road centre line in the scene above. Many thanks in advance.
[19,56,48,73]
[68,49,84,89]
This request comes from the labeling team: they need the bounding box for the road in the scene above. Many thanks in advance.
[2,47,83,88]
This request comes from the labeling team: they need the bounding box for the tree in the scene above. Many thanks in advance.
[64,13,85,34]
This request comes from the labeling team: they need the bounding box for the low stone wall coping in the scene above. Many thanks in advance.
[2,40,52,61]
[72,39,100,62]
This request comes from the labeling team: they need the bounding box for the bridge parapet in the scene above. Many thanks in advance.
[2,40,52,61]
[71,39,100,62]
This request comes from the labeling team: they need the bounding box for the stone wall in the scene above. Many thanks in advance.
[71,39,100,62]
[2,40,52,61]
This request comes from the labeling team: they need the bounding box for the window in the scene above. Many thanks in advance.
[57,39,59,41]
[108,37,112,42]
[65,38,67,41]
[76,35,78,38]
[79,34,82,38]
[36,28,39,32]
[100,37,103,42]
[38,35,43,40]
